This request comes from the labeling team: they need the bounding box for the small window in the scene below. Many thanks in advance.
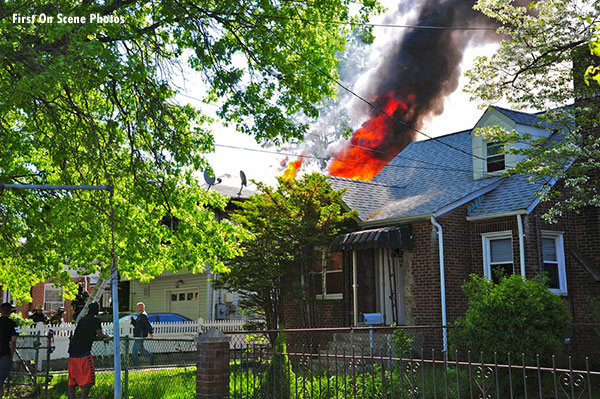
[312,252,343,299]
[486,142,505,173]
[482,232,514,283]
[541,232,567,294]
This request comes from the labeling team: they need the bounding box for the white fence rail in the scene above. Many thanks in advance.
[17,318,260,361]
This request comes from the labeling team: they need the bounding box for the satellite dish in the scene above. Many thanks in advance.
[204,170,216,190]
[238,170,247,196]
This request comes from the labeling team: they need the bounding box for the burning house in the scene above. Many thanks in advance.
[282,105,600,359]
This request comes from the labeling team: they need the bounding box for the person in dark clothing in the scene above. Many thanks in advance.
[0,303,18,399]
[131,302,153,366]
[29,305,47,324]
[67,302,106,399]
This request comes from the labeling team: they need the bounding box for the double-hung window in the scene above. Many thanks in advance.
[313,252,343,299]
[482,231,514,283]
[541,231,567,295]
[486,142,505,173]
[44,284,64,312]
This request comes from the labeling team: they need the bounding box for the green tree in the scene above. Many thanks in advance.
[214,173,357,332]
[0,0,380,301]
[465,0,600,222]
[451,274,571,364]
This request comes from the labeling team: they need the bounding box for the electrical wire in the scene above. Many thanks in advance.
[214,143,473,174]
[229,10,489,162]
[205,10,498,31]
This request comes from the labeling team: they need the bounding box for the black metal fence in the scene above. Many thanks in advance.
[228,327,600,399]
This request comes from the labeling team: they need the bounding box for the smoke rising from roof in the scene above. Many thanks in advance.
[327,0,505,180]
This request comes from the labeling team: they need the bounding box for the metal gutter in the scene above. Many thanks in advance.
[430,217,448,356]
[517,214,526,278]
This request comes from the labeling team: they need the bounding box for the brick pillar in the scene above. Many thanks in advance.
[196,328,231,399]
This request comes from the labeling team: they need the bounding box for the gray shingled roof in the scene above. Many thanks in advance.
[330,108,560,224]
[493,106,543,126]
[204,184,254,200]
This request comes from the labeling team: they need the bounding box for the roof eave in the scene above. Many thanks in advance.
[360,213,434,228]
[466,209,528,221]
[433,179,504,218]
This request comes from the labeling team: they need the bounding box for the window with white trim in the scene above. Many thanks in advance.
[312,252,343,299]
[541,231,567,295]
[486,142,505,173]
[482,232,514,283]
[43,284,64,312]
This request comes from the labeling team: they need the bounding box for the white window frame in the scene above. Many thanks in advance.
[485,142,506,174]
[314,251,343,300]
[541,231,567,295]
[481,231,514,281]
[43,283,64,312]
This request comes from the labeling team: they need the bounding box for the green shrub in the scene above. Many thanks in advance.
[391,326,414,357]
[450,274,570,364]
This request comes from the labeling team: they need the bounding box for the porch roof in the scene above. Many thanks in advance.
[330,225,413,252]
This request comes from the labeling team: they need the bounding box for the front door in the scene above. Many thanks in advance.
[376,248,405,325]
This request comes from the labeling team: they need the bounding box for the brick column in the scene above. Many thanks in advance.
[196,328,231,399]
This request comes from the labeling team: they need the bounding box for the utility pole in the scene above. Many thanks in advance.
[0,183,122,399]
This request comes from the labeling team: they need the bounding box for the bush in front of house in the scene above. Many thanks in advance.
[451,274,570,364]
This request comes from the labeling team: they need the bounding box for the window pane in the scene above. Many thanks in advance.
[490,238,512,263]
[487,142,502,156]
[542,238,557,262]
[543,262,560,289]
[326,271,343,294]
[491,263,513,283]
[487,156,505,172]
[328,252,343,270]
[313,274,323,295]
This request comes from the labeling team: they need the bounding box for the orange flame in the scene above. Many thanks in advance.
[329,92,408,181]
[282,158,303,182]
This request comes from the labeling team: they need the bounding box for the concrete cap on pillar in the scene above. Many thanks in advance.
[196,328,231,344]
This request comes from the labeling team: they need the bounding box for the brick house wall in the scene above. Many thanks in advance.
[281,197,600,358]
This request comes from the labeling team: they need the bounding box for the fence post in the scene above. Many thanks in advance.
[196,328,231,399]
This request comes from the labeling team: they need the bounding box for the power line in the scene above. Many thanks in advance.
[214,143,472,174]
[238,11,488,162]
[208,10,498,31]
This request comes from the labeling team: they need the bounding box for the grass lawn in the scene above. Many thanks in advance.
[31,367,196,399]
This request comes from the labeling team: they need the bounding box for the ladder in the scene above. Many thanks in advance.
[387,250,399,325]
[75,277,110,324]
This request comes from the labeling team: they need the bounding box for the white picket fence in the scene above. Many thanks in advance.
[17,318,259,361]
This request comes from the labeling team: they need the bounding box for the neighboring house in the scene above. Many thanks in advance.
[127,184,253,321]
[2,272,101,323]
[283,106,600,357]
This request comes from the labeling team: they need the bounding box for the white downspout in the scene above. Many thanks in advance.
[352,250,358,327]
[517,215,526,278]
[430,217,448,356]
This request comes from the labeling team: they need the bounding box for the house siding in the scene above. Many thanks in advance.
[130,273,209,320]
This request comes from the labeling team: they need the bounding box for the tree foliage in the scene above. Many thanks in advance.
[451,274,571,363]
[0,0,380,302]
[214,173,357,331]
[465,0,600,222]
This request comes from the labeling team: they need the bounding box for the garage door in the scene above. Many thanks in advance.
[166,289,199,320]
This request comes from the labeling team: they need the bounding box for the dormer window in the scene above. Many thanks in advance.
[486,142,505,173]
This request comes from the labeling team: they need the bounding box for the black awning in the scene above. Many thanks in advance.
[330,225,413,252]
